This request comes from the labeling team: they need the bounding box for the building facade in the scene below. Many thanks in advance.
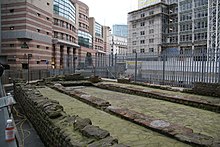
[111,35,127,55]
[53,0,79,69]
[128,2,167,54]
[1,0,54,69]
[112,24,128,38]
[89,17,110,67]
[128,0,218,55]
[74,0,94,69]
[1,0,110,70]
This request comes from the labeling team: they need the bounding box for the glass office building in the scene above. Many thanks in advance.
[53,0,76,23]
[112,24,128,37]
[78,30,93,48]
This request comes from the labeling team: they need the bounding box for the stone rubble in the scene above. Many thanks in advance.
[13,81,124,147]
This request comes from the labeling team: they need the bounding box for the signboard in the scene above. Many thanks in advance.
[138,0,161,9]
[126,61,142,68]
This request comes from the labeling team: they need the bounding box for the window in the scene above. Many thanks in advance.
[132,24,136,28]
[132,49,136,53]
[140,22,145,26]
[140,48,145,53]
[149,11,154,15]
[140,40,145,44]
[141,13,145,17]
[10,44,15,47]
[54,18,58,25]
[149,48,154,52]
[149,29,154,34]
[37,45,40,48]
[53,0,76,23]
[46,32,49,35]
[149,39,154,43]
[47,2,50,5]
[46,17,50,21]
[37,29,40,32]
[66,23,69,29]
[10,9,14,13]
[149,19,154,24]
[132,41,137,45]
[46,47,49,50]
[54,32,58,38]
[140,31,145,35]
[10,26,14,30]
[37,13,41,17]
[132,32,137,36]
[61,33,64,39]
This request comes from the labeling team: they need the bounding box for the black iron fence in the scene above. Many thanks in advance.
[2,50,220,88]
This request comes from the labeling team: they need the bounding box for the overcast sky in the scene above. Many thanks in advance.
[79,0,138,28]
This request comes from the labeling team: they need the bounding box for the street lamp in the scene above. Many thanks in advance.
[24,53,32,84]
[111,36,114,66]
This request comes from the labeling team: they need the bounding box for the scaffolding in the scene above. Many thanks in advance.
[207,0,220,59]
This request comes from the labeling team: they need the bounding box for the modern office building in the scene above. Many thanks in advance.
[53,0,79,69]
[110,35,127,55]
[112,24,128,38]
[1,0,110,70]
[1,0,54,69]
[89,17,110,67]
[128,0,219,55]
[74,0,94,68]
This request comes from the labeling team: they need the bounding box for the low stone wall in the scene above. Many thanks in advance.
[95,83,220,113]
[13,82,124,147]
[52,83,111,110]
[50,82,219,147]
[106,106,218,147]
[191,82,220,97]
[117,78,130,84]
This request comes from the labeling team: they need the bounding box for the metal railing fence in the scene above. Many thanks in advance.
[2,50,220,88]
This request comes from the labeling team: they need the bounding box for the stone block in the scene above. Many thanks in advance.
[117,78,130,84]
[88,136,118,147]
[81,125,110,139]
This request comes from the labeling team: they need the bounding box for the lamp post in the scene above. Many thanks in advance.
[27,54,32,84]
[111,36,114,66]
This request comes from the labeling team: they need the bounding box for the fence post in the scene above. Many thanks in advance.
[201,51,205,81]
[219,52,220,83]
[94,53,97,76]
[162,54,165,85]
[134,52,137,82]
[115,54,117,78]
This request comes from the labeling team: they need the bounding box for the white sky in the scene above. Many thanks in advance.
[79,0,138,28]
